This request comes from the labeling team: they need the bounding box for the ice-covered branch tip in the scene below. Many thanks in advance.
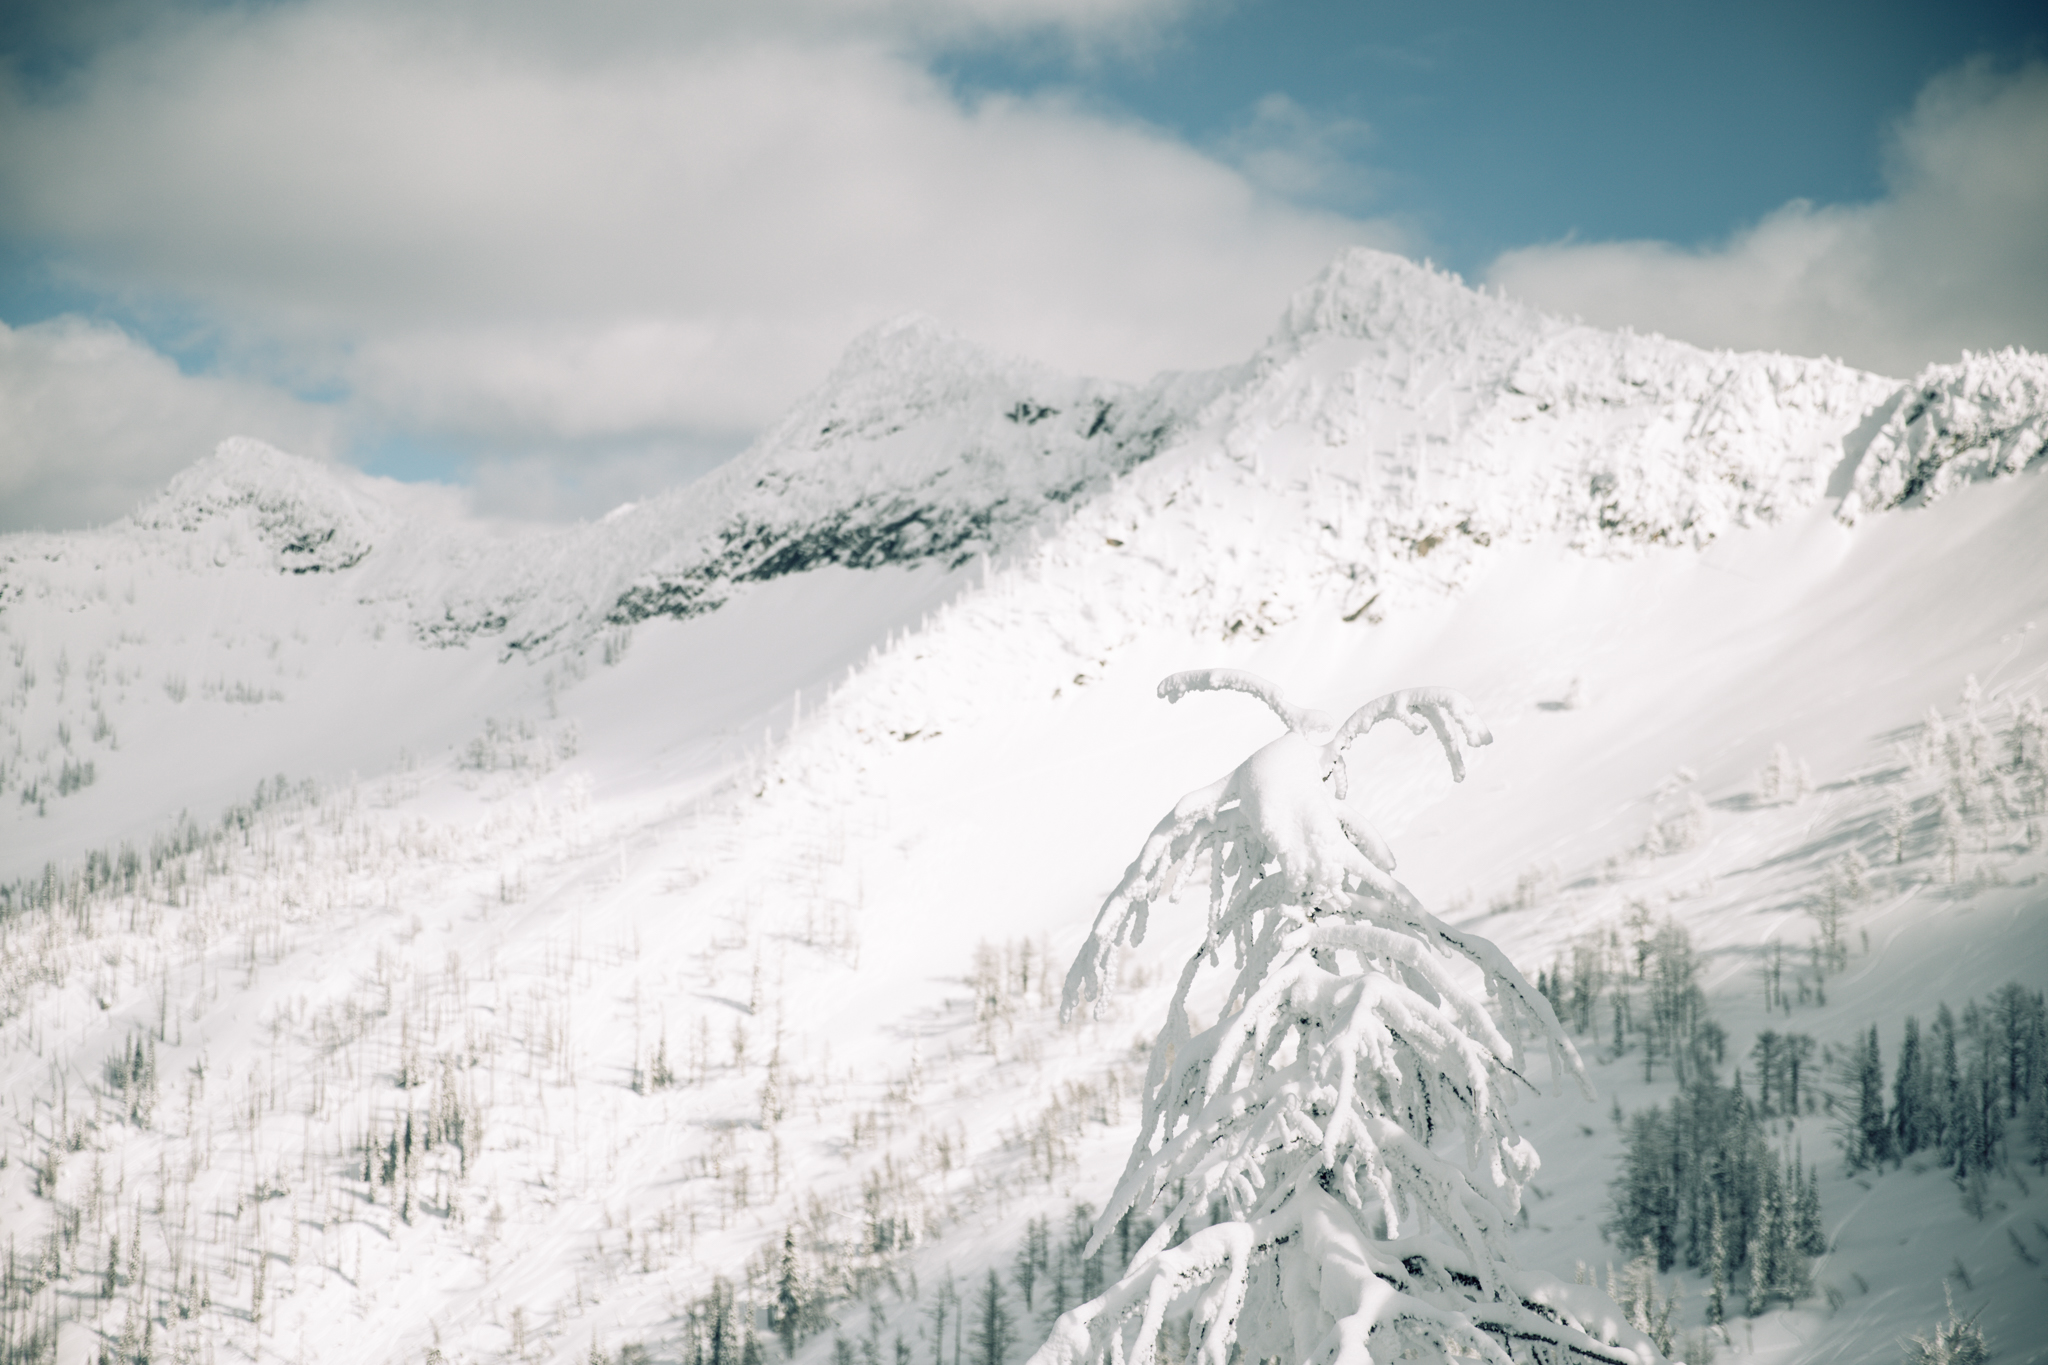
[1156,669,1335,736]
[1156,669,1493,795]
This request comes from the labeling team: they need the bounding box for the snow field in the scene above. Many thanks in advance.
[4,248,2048,1364]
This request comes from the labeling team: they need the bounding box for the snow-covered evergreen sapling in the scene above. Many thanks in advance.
[1030,670,1665,1365]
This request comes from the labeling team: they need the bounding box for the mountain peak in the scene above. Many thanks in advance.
[130,436,388,573]
[1271,247,1550,355]
[753,312,1063,461]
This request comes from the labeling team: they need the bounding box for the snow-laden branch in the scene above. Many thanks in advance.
[1153,669,1495,797]
[1156,669,1337,736]
[1036,670,1651,1365]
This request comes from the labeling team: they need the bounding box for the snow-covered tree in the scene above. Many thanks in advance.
[1757,743,1811,805]
[1903,1287,1990,1365]
[1031,670,1664,1365]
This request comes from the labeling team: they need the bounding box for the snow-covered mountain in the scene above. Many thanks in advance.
[3,249,2047,1365]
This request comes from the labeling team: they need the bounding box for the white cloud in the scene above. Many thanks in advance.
[1216,93,1379,208]
[0,0,1401,521]
[1486,59,2048,379]
[0,316,338,532]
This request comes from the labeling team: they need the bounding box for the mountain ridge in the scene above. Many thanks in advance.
[4,247,2046,868]
[10,250,2043,655]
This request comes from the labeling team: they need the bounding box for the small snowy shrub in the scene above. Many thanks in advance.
[1902,1287,1990,1365]
[1032,669,1663,1365]
[1757,744,1812,805]
[1644,770,1707,856]
[1606,1248,1679,1356]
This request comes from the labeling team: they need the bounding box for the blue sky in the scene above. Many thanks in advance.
[0,0,2042,530]
[941,0,2042,263]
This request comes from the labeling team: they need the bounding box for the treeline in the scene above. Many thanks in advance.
[1839,980,2048,1185]
[0,773,310,925]
[666,1201,1163,1365]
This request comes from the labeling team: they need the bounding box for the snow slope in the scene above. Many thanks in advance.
[3,249,2048,1365]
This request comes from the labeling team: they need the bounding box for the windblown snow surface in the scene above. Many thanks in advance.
[3,250,2047,1365]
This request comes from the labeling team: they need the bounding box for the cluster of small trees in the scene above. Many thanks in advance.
[457,714,578,776]
[968,937,1061,1055]
[1006,1207,1154,1335]
[903,1209,1157,1365]
[1840,981,2048,1183]
[0,773,308,928]
[1536,903,1845,1078]
[1746,1030,1818,1119]
[683,1276,770,1365]
[1607,1070,1828,1320]
[738,1201,1158,1365]
[354,1058,485,1223]
[0,760,612,1365]
[1537,912,1724,1085]
[1916,681,2048,877]
[1755,744,1813,806]
[102,1032,159,1129]
[2,1240,63,1364]
[0,636,127,818]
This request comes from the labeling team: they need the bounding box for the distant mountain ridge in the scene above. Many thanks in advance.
[6,250,2045,656]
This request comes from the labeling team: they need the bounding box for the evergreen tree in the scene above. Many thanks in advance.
[1752,1031,1780,1116]
[1755,1166,1781,1306]
[929,1274,958,1365]
[1064,1207,1103,1302]
[1959,1002,2003,1175]
[691,1279,741,1365]
[1853,1026,1891,1169]
[1934,1004,1962,1162]
[971,1271,1015,1365]
[1032,671,1661,1365]
[2026,1082,2048,1173]
[1992,982,2045,1116]
[1958,1045,1996,1177]
[1706,1194,1727,1327]
[1894,1016,1929,1155]
[1794,1157,1827,1257]
[1783,1033,1815,1115]
[1608,1109,1679,1271]
[1012,1216,1049,1313]
[775,1230,806,1357]
[1041,1248,1070,1328]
